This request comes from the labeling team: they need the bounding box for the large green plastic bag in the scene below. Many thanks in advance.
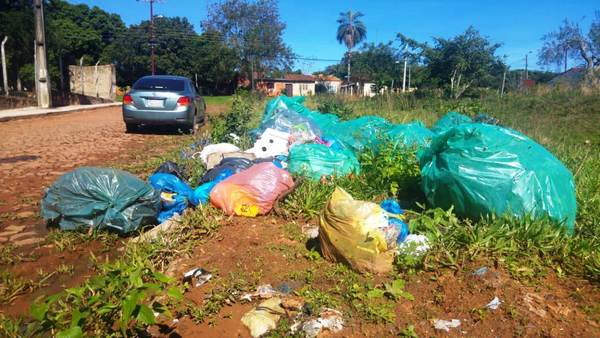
[41,167,161,234]
[431,111,472,134]
[326,116,394,152]
[419,124,577,232]
[387,121,435,148]
[288,143,360,180]
[262,96,339,131]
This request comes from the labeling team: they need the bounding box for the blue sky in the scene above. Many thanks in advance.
[71,0,599,73]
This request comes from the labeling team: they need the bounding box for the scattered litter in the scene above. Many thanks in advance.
[210,162,295,217]
[199,143,240,165]
[299,308,344,338]
[281,297,304,312]
[433,319,461,332]
[241,284,279,302]
[241,297,285,338]
[472,266,489,277]
[40,167,160,234]
[302,225,319,239]
[397,234,430,255]
[183,268,212,287]
[486,296,502,310]
[131,214,181,243]
[523,293,547,318]
[319,187,395,274]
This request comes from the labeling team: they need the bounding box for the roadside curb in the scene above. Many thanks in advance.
[0,102,123,122]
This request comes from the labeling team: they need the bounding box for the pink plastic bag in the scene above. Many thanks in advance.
[210,162,295,216]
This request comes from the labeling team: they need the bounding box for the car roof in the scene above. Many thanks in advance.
[138,75,190,81]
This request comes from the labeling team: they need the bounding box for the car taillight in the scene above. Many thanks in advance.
[123,94,133,105]
[177,96,190,106]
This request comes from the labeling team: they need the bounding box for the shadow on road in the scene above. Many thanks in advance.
[125,125,192,136]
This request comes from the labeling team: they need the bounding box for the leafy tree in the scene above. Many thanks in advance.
[399,27,504,98]
[336,10,367,85]
[538,15,599,74]
[0,0,34,90]
[201,0,294,89]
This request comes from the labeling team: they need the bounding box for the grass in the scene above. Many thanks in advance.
[204,95,234,106]
[6,88,599,336]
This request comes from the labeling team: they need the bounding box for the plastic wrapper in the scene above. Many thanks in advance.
[40,167,160,234]
[158,192,187,223]
[288,143,360,180]
[318,187,395,274]
[210,162,295,216]
[420,123,576,232]
[241,298,284,337]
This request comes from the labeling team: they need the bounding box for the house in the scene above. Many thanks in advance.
[256,74,316,96]
[340,81,381,97]
[315,74,342,94]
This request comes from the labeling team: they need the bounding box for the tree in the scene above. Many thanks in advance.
[201,0,294,89]
[538,15,599,74]
[399,27,504,98]
[336,10,367,86]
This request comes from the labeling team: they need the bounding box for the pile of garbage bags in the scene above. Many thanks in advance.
[40,95,577,267]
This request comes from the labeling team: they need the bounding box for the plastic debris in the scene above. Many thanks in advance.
[241,297,285,338]
[200,157,254,184]
[241,284,279,302]
[257,107,321,145]
[288,143,360,180]
[319,187,395,274]
[300,309,344,338]
[199,143,240,165]
[486,296,502,310]
[192,170,233,205]
[420,123,577,232]
[431,111,472,134]
[183,268,212,287]
[397,234,430,255]
[433,319,461,332]
[472,267,489,277]
[153,161,188,181]
[210,162,295,217]
[41,167,160,234]
[131,214,181,243]
[248,128,291,159]
[157,191,188,223]
[387,120,435,148]
[149,173,196,205]
[206,151,256,170]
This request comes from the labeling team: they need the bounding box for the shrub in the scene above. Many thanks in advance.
[209,94,254,143]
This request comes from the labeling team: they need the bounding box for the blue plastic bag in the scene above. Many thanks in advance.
[193,170,233,205]
[158,192,188,223]
[380,199,404,215]
[149,173,197,205]
[389,218,409,243]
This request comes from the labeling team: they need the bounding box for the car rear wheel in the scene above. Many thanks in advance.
[125,123,138,133]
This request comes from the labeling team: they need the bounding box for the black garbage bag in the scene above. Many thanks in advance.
[153,161,188,181]
[41,167,161,234]
[200,157,254,184]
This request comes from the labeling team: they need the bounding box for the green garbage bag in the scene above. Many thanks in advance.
[431,111,472,134]
[41,167,161,234]
[387,121,435,148]
[420,124,577,232]
[326,116,394,152]
[288,143,360,180]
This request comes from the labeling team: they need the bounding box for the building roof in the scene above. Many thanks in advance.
[315,74,342,82]
[257,74,316,83]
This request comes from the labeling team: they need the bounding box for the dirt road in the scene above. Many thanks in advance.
[0,106,184,246]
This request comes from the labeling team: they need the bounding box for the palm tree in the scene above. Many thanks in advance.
[336,10,367,94]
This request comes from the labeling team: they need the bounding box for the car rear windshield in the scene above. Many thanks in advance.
[133,78,185,91]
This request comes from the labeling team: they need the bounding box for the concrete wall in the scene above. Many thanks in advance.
[68,64,116,100]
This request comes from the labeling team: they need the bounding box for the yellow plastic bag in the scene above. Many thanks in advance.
[319,187,394,274]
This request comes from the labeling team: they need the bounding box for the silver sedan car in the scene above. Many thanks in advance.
[122,75,206,133]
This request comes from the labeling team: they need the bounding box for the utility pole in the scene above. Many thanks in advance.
[150,0,155,75]
[1,36,8,96]
[402,51,407,93]
[564,47,568,72]
[34,0,51,107]
[408,64,411,91]
[501,68,507,98]
[525,54,528,80]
